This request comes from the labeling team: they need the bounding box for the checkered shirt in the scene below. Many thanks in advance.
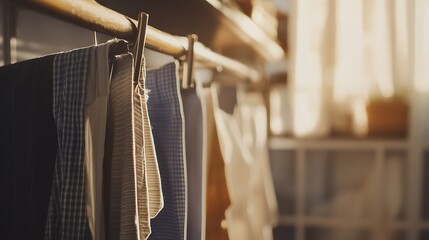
[45,47,91,239]
[147,62,187,240]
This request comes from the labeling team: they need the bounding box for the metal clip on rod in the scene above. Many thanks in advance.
[133,12,149,83]
[181,34,198,89]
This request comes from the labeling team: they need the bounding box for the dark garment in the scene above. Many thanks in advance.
[45,48,91,240]
[181,88,204,240]
[147,62,187,240]
[0,55,57,240]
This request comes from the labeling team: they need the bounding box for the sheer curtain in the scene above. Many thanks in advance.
[410,0,429,142]
[288,0,421,138]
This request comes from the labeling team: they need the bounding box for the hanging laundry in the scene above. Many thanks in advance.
[0,55,57,239]
[236,90,279,239]
[146,61,187,240]
[201,84,231,240]
[211,84,279,240]
[133,54,164,240]
[45,47,92,239]
[84,40,121,240]
[103,49,165,240]
[103,53,144,239]
[132,52,165,240]
[133,57,151,240]
[211,84,253,240]
[181,84,204,240]
[188,69,232,240]
[138,61,164,221]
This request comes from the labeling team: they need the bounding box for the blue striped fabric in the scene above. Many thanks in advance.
[147,62,187,240]
[45,47,91,239]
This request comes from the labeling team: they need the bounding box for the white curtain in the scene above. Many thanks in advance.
[289,0,332,137]
[410,0,429,141]
[288,0,421,137]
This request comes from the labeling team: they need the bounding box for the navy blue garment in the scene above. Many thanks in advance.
[147,62,187,240]
[181,88,204,240]
[0,55,57,240]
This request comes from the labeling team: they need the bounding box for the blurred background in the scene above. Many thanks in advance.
[1,0,428,239]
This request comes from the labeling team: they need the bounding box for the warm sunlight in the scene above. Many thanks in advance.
[414,0,429,93]
[292,0,327,137]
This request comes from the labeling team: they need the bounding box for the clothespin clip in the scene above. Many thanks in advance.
[181,34,198,89]
[133,12,149,84]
